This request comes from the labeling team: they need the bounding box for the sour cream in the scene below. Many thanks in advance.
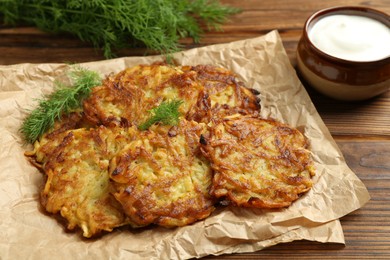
[309,14,390,62]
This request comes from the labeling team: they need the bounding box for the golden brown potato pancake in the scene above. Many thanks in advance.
[29,126,138,237]
[109,119,215,227]
[183,65,261,122]
[200,114,315,208]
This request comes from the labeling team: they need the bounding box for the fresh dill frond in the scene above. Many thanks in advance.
[20,66,101,143]
[0,0,240,58]
[139,99,184,131]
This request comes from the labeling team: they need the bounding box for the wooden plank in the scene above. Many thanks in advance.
[309,92,390,136]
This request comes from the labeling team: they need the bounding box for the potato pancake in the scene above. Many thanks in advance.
[29,126,138,237]
[183,65,261,122]
[82,64,260,127]
[109,119,215,227]
[200,114,315,208]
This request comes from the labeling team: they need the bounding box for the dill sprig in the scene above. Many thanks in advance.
[0,0,240,58]
[20,66,101,143]
[139,99,184,131]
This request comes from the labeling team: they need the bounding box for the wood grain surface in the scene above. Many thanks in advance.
[1,0,389,259]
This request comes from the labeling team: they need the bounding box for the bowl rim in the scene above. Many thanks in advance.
[303,5,390,66]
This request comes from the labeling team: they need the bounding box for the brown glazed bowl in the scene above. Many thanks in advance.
[297,6,390,101]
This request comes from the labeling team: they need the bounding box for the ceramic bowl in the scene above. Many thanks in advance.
[296,6,390,101]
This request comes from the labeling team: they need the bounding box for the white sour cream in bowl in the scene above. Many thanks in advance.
[296,6,390,101]
[309,14,390,62]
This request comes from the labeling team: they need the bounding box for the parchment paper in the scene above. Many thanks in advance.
[0,31,370,259]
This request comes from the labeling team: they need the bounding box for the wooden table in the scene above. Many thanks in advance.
[1,1,389,259]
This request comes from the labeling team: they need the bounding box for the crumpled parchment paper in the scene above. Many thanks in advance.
[0,30,369,259]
